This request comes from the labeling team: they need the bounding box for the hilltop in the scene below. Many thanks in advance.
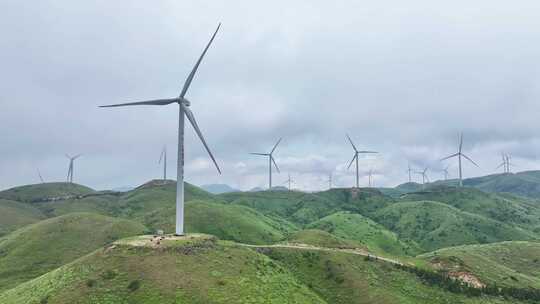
[0,183,95,203]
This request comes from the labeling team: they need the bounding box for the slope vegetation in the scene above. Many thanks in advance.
[0,213,146,292]
[0,199,45,237]
[0,183,94,203]
[0,235,325,304]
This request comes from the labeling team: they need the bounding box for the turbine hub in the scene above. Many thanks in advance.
[180,98,191,107]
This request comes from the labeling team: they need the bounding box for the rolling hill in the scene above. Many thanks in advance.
[0,183,95,203]
[0,213,147,292]
[420,241,540,289]
[0,199,45,237]
[0,235,325,304]
[373,201,538,251]
[307,212,421,256]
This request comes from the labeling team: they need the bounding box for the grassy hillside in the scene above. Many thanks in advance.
[464,171,540,198]
[0,183,94,203]
[221,188,394,226]
[420,241,540,289]
[262,247,525,304]
[285,229,359,249]
[373,201,537,251]
[307,212,421,256]
[400,186,540,232]
[0,199,45,237]
[139,200,297,244]
[0,235,325,304]
[0,213,147,292]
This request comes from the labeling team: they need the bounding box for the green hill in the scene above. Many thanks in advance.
[285,229,359,249]
[0,235,325,304]
[307,212,421,256]
[400,186,540,232]
[260,246,525,304]
[139,200,297,244]
[420,241,540,289]
[373,201,537,251]
[0,213,147,292]
[0,199,45,237]
[0,183,95,203]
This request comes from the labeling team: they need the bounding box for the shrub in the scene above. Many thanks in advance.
[128,280,141,292]
[86,279,97,287]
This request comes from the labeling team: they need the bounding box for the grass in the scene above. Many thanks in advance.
[373,200,538,251]
[420,241,540,289]
[0,183,94,203]
[260,247,527,304]
[307,211,421,256]
[0,213,147,292]
[0,235,325,304]
[0,199,45,237]
[285,229,360,249]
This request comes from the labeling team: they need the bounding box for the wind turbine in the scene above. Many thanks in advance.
[250,138,281,190]
[65,154,81,184]
[158,145,167,182]
[415,167,429,189]
[367,169,374,187]
[442,165,450,180]
[327,173,333,190]
[37,168,44,184]
[496,153,508,173]
[284,173,294,191]
[346,134,378,188]
[100,24,222,236]
[440,133,479,187]
[406,162,413,183]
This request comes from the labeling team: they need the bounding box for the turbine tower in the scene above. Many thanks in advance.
[406,162,413,183]
[100,24,222,236]
[367,169,374,187]
[284,173,294,191]
[250,138,281,190]
[440,133,479,187]
[497,153,515,173]
[346,134,377,188]
[159,145,167,182]
[65,154,81,183]
[415,167,429,189]
[327,173,333,190]
[443,165,450,180]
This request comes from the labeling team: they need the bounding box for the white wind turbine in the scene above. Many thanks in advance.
[100,24,222,236]
[441,133,479,187]
[327,172,333,190]
[442,165,450,180]
[250,138,282,190]
[367,169,374,187]
[415,167,429,189]
[284,173,294,191]
[406,162,413,183]
[159,145,167,182]
[346,134,377,188]
[65,154,81,184]
[37,168,44,184]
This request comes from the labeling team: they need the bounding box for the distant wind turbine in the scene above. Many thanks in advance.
[284,173,294,191]
[65,154,81,184]
[496,153,515,173]
[250,138,281,190]
[406,162,413,183]
[415,167,429,189]
[346,134,378,188]
[442,165,450,180]
[367,169,374,187]
[327,173,333,190]
[100,24,222,236]
[440,133,479,187]
[37,168,44,184]
[159,145,167,182]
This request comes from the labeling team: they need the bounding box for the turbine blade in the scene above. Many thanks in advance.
[459,133,463,153]
[495,162,505,170]
[180,23,221,98]
[347,154,357,170]
[271,156,280,173]
[440,153,459,161]
[346,134,358,152]
[462,154,479,167]
[270,138,282,154]
[358,151,378,154]
[73,154,82,160]
[182,104,221,174]
[250,153,269,156]
[100,98,178,108]
[159,150,164,164]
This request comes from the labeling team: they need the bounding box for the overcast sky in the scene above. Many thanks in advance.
[2,0,540,191]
